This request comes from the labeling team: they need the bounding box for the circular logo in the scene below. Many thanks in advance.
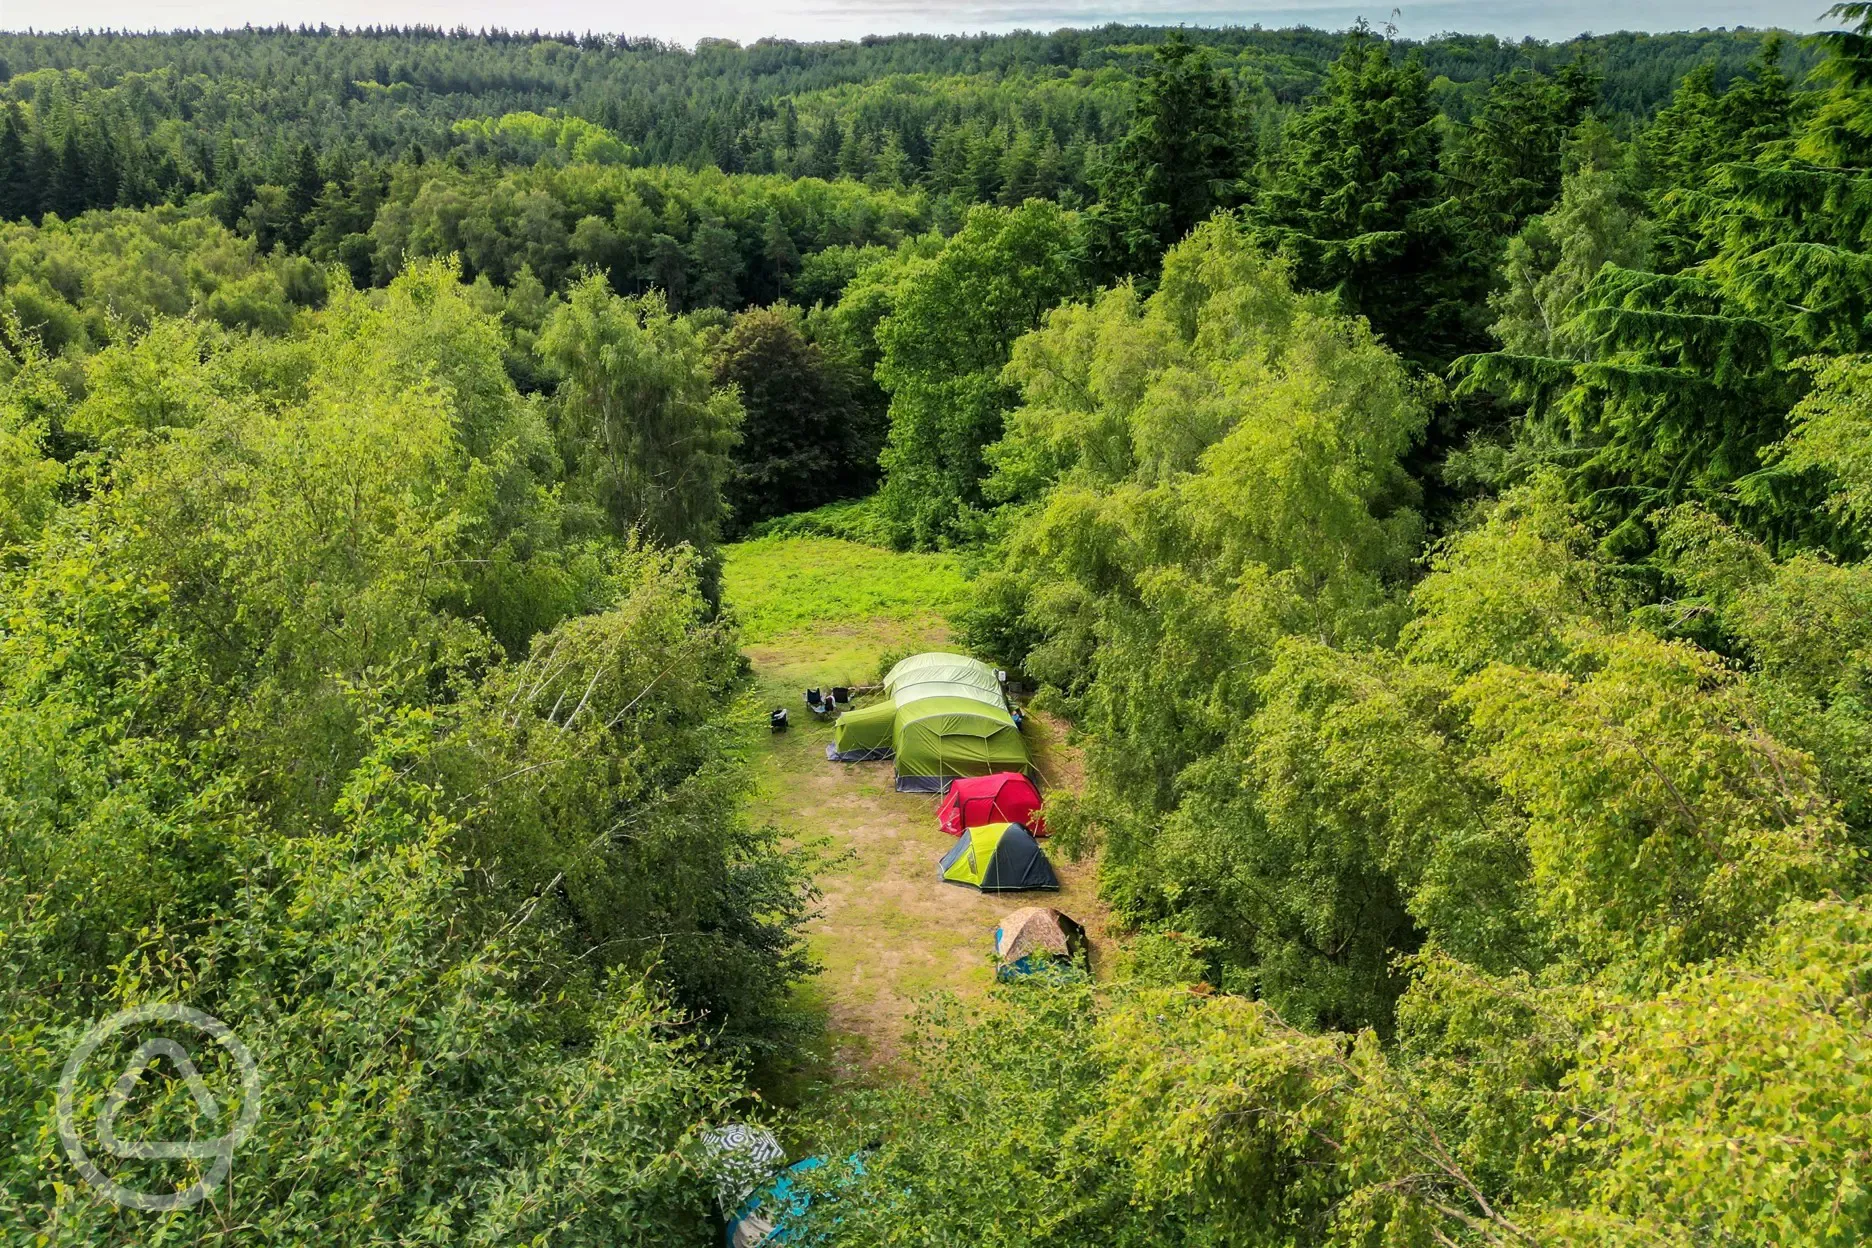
[56,1004,262,1211]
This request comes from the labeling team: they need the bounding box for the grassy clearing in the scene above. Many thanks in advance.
[722,536,969,646]
[723,534,1107,1090]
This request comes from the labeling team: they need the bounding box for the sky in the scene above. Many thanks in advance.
[0,0,1834,44]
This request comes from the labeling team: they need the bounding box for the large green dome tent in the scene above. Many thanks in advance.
[828,652,1031,792]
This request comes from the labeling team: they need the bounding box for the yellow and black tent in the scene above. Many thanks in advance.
[938,822,1058,892]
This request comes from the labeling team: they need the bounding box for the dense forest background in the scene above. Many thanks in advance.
[5,10,1872,1245]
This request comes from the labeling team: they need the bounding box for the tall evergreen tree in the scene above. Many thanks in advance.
[84,123,121,210]
[1640,40,1794,269]
[1094,31,1253,280]
[1444,60,1600,238]
[1804,3,1872,164]
[285,141,323,252]
[1251,27,1472,365]
[53,134,87,218]
[24,132,55,222]
[0,107,30,221]
[799,117,842,180]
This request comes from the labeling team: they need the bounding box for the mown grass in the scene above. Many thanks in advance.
[721,536,969,647]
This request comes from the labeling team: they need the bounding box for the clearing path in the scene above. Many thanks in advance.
[723,536,1109,1077]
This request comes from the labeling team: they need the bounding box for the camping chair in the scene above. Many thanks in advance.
[830,686,851,706]
[805,688,834,717]
[770,708,789,733]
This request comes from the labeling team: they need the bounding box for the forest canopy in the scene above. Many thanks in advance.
[3,10,1870,1247]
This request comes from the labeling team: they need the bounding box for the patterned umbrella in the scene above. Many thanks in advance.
[702,1122,785,1216]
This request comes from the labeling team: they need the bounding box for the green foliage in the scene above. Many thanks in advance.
[839,464,1866,1243]
[0,255,813,1236]
[1444,60,1600,238]
[741,494,896,545]
[9,24,1872,1246]
[0,25,1783,236]
[710,302,878,533]
[1542,897,1872,1241]
[962,220,1427,1025]
[874,201,1086,547]
[541,275,742,552]
[1776,352,1872,525]
[1456,21,1872,559]
[455,109,635,165]
[1093,31,1253,279]
[1639,41,1796,268]
[1803,3,1872,165]
[1486,148,1653,358]
[1459,627,1845,970]
[1252,28,1474,365]
[1658,500,1872,840]
[1457,265,1800,558]
[0,208,306,361]
[0,708,744,1245]
[0,334,64,552]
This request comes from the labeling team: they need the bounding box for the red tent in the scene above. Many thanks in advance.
[938,772,1045,837]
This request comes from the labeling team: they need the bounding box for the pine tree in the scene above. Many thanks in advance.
[85,122,121,209]
[0,106,30,221]
[1460,15,1872,558]
[1640,40,1794,269]
[759,208,798,302]
[24,132,55,222]
[285,141,322,251]
[1456,265,1796,556]
[53,133,87,218]
[1252,26,1472,365]
[1094,31,1252,279]
[1804,3,1872,165]
[1445,60,1600,238]
[799,118,841,180]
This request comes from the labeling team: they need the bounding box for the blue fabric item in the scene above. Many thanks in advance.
[724,1155,866,1247]
[995,957,1091,984]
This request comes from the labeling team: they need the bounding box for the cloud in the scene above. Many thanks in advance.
[786,0,1826,41]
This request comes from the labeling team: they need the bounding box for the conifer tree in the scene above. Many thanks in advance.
[1804,3,1872,164]
[1094,31,1252,280]
[1251,26,1471,365]
[0,107,30,221]
[24,132,55,221]
[84,123,120,209]
[1640,40,1794,269]
[1462,18,1872,557]
[1445,60,1600,238]
[53,134,87,219]
[285,141,323,251]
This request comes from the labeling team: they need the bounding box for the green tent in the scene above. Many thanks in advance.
[828,698,896,760]
[884,653,1005,704]
[828,652,1031,792]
